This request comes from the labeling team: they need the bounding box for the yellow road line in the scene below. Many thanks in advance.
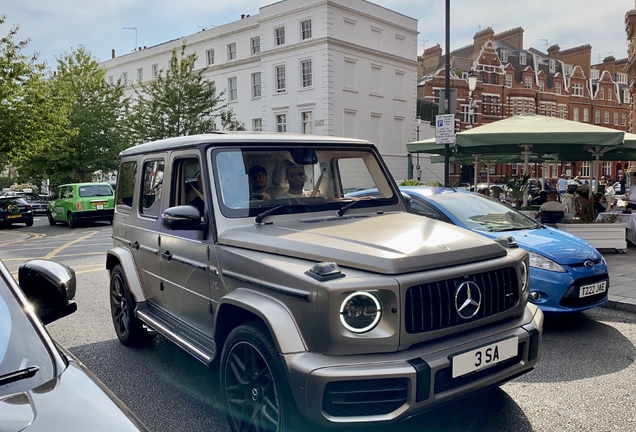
[10,267,106,279]
[1,252,106,262]
[44,231,100,259]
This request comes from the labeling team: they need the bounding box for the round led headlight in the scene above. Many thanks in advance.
[339,291,382,333]
[520,261,529,293]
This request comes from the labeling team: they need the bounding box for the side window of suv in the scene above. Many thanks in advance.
[140,159,165,218]
[116,161,137,212]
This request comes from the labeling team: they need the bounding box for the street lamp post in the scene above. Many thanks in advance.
[467,70,478,128]
[467,70,478,188]
[416,117,421,180]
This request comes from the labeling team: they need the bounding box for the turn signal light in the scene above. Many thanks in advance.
[75,202,82,211]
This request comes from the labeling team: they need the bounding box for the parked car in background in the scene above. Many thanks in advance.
[348,186,609,313]
[0,196,34,228]
[47,183,115,228]
[16,192,49,215]
[0,258,150,431]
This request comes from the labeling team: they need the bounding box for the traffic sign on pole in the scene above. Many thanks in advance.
[435,114,455,144]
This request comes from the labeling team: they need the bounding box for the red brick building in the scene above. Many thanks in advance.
[419,27,631,186]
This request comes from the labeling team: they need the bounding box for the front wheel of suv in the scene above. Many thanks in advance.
[109,264,146,346]
[221,321,301,432]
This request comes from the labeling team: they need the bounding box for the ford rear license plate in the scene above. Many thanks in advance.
[579,281,607,298]
[7,214,21,219]
[452,336,518,378]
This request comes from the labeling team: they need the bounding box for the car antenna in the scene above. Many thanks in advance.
[424,166,457,191]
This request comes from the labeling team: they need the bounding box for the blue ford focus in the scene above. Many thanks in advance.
[349,186,609,313]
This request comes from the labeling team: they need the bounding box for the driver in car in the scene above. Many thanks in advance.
[248,165,271,200]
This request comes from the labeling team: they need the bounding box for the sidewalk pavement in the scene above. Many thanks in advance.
[601,243,636,313]
[1,229,635,312]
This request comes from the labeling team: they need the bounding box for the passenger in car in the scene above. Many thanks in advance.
[248,165,271,200]
[277,162,313,198]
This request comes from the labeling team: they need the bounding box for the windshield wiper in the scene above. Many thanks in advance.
[490,226,529,232]
[0,366,40,386]
[255,203,310,224]
[337,197,389,217]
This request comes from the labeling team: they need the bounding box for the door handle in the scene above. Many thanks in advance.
[161,251,172,261]
[130,241,140,250]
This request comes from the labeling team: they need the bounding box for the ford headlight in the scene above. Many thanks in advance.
[528,251,566,273]
[339,292,382,333]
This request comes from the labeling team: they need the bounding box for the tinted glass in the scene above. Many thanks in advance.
[78,185,113,197]
[141,160,165,217]
[116,161,137,212]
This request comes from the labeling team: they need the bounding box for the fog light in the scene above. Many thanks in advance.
[339,292,382,333]
[529,292,541,302]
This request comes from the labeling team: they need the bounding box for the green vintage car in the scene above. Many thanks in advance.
[47,183,115,228]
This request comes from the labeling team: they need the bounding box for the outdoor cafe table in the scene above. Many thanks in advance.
[596,211,636,244]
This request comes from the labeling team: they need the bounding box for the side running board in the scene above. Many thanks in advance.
[136,303,217,367]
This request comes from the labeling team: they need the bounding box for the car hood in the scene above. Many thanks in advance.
[218,212,507,275]
[477,226,601,265]
[0,359,147,432]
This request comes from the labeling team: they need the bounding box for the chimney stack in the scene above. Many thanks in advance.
[111,49,115,59]
[241,14,245,19]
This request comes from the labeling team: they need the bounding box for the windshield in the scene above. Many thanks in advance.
[78,185,113,197]
[432,193,537,232]
[211,145,397,218]
[0,277,54,396]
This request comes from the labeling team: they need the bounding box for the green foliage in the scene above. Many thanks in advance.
[399,179,424,186]
[500,173,530,207]
[128,42,244,142]
[0,15,68,162]
[18,46,129,183]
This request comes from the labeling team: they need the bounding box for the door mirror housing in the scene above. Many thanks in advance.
[161,205,206,231]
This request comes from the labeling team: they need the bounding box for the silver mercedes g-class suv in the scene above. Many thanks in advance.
[107,133,543,431]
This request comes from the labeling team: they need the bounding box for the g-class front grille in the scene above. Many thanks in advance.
[405,267,519,334]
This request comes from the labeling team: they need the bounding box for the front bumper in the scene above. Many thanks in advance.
[528,264,609,313]
[284,305,543,427]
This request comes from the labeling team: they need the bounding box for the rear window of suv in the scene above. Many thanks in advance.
[78,185,113,197]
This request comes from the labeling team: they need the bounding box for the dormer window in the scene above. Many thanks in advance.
[549,59,555,73]
[519,52,526,65]
[500,50,508,63]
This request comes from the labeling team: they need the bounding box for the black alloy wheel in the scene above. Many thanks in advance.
[109,265,146,346]
[221,322,300,432]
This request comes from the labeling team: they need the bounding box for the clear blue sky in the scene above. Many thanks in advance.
[3,0,632,68]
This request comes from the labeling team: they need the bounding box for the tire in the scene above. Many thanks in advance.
[67,212,77,228]
[109,265,146,346]
[221,321,301,432]
[25,219,33,227]
[47,212,56,226]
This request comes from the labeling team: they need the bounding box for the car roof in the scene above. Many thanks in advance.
[57,182,113,188]
[399,186,469,197]
[119,132,372,157]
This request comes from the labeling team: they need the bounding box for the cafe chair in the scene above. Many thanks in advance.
[540,210,564,227]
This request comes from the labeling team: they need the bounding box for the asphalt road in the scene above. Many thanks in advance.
[1,217,636,432]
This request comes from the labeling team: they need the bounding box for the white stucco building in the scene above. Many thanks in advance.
[101,0,419,179]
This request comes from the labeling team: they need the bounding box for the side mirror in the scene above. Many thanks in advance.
[18,260,77,325]
[161,205,206,231]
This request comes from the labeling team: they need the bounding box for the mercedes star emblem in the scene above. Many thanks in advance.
[455,281,482,319]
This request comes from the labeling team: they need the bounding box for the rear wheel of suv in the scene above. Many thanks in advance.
[109,265,146,346]
[221,321,301,432]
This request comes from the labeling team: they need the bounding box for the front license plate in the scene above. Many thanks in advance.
[7,214,21,219]
[579,281,607,298]
[451,337,518,378]
[96,204,104,210]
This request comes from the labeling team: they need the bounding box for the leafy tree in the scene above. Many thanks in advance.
[500,173,530,208]
[18,46,129,184]
[128,42,244,142]
[0,15,68,162]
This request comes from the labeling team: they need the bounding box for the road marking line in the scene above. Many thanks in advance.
[44,231,101,259]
